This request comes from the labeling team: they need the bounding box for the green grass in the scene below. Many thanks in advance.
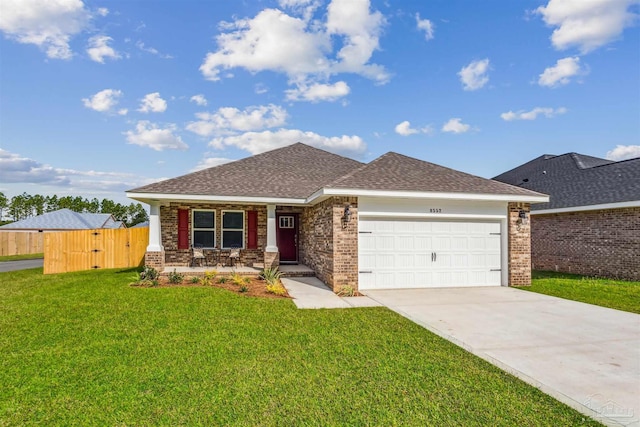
[526,270,640,314]
[1,269,599,426]
[0,253,44,262]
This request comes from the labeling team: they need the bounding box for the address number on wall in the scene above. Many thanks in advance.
[429,208,442,213]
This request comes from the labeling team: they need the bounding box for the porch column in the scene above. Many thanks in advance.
[147,202,164,252]
[265,204,278,252]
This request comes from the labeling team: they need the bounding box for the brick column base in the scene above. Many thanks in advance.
[508,202,531,286]
[145,251,165,271]
[264,251,279,269]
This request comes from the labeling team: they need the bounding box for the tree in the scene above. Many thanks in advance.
[0,192,7,220]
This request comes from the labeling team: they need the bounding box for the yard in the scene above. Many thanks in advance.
[1,268,599,426]
[526,271,640,314]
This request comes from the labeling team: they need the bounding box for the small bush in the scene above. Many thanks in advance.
[168,269,184,284]
[189,276,200,284]
[259,267,282,285]
[139,266,159,281]
[336,285,355,297]
[239,285,249,293]
[205,270,218,281]
[266,283,287,296]
[217,277,228,284]
[230,273,250,286]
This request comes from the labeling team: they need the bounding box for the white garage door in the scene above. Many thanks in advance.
[358,218,502,290]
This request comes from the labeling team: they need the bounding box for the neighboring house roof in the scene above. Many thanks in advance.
[327,152,540,196]
[493,153,640,211]
[0,208,125,230]
[131,221,149,228]
[127,142,546,204]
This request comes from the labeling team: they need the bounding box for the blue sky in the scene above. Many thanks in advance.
[1,0,639,205]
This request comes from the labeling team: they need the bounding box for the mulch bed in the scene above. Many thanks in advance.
[144,275,290,299]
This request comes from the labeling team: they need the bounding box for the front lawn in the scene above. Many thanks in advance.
[0,253,44,262]
[527,270,640,314]
[1,268,599,426]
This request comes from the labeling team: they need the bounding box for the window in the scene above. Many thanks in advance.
[192,209,215,248]
[222,210,244,248]
[279,216,294,229]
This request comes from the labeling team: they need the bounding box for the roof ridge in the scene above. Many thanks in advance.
[71,210,95,229]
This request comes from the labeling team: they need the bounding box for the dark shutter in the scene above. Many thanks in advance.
[247,210,257,249]
[178,209,189,249]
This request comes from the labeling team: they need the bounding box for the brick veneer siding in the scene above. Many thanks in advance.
[508,202,532,286]
[158,203,267,267]
[531,207,639,281]
[299,196,358,292]
[145,251,165,270]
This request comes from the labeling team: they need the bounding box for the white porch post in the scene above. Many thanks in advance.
[147,202,164,252]
[265,204,278,252]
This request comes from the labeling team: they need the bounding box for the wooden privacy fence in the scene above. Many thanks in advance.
[44,227,149,274]
[0,231,45,256]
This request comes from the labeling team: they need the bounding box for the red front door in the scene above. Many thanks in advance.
[276,213,298,263]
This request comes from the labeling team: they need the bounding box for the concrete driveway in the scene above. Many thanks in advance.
[0,259,44,272]
[364,287,640,427]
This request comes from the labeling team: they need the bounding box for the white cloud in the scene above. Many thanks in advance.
[606,145,640,161]
[87,35,120,63]
[0,0,91,59]
[210,129,366,157]
[97,7,109,17]
[441,118,471,134]
[394,120,433,136]
[536,0,639,53]
[458,59,490,91]
[138,92,167,113]
[285,81,350,102]
[82,89,123,113]
[255,83,269,94]
[191,157,235,172]
[124,121,187,151]
[416,14,434,40]
[538,56,585,87]
[200,0,388,100]
[186,104,288,137]
[190,94,208,106]
[0,148,69,184]
[501,107,568,121]
[135,41,173,59]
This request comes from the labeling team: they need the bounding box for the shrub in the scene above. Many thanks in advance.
[336,285,355,297]
[260,267,282,286]
[230,272,250,286]
[139,266,159,281]
[217,277,228,284]
[239,285,249,293]
[168,269,184,284]
[189,276,200,284]
[266,282,287,296]
[200,270,218,286]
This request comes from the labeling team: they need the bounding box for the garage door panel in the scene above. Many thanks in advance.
[359,218,502,290]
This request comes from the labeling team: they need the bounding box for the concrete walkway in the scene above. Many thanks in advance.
[0,259,44,272]
[281,277,381,309]
[364,287,640,427]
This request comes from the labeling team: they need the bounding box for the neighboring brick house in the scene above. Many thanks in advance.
[494,153,640,281]
[127,143,547,291]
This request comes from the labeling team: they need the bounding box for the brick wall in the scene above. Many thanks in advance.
[299,196,358,291]
[158,202,267,267]
[508,202,532,286]
[531,207,639,281]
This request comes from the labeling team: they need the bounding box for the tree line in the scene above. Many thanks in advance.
[0,192,148,227]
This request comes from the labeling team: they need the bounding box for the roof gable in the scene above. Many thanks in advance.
[128,143,363,199]
[493,153,640,210]
[327,152,543,197]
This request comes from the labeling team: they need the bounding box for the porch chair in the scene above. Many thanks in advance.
[228,245,241,268]
[191,244,206,267]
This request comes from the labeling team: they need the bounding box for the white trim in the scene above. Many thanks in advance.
[265,204,278,252]
[531,200,640,215]
[500,218,508,286]
[192,209,216,248]
[221,210,245,249]
[358,212,506,220]
[306,188,548,204]
[126,192,306,205]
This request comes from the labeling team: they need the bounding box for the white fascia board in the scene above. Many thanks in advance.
[531,200,640,215]
[359,212,506,220]
[306,188,549,204]
[125,192,307,206]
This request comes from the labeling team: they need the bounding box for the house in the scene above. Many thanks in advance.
[0,208,126,231]
[494,153,640,281]
[126,143,548,291]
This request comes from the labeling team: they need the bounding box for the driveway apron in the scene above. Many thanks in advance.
[364,287,640,427]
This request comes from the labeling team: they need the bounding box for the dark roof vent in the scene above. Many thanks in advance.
[522,178,529,183]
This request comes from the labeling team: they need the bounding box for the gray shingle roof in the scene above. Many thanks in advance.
[0,208,123,230]
[128,143,364,199]
[327,152,545,197]
[493,153,640,210]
